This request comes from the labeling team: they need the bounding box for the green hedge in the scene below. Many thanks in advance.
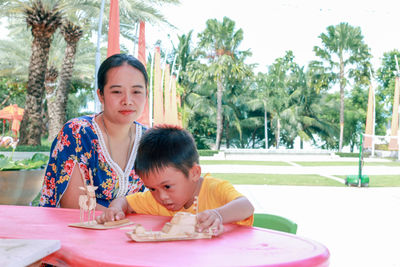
[0,145,51,152]
[335,152,359,158]
[198,150,219,156]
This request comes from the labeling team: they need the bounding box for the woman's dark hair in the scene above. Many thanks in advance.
[97,53,148,95]
[134,125,199,179]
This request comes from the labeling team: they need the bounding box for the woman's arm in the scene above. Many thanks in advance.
[59,166,107,211]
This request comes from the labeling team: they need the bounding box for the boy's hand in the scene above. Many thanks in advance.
[196,209,224,236]
[95,207,126,224]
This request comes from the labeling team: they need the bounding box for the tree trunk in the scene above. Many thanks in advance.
[224,116,229,149]
[275,118,281,149]
[19,1,61,146]
[49,43,77,141]
[251,127,259,149]
[264,103,268,149]
[48,22,82,141]
[45,66,59,141]
[339,55,345,152]
[215,77,224,150]
[19,36,52,146]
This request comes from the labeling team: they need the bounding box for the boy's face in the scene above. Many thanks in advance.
[142,164,201,211]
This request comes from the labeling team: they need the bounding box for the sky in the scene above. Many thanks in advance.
[146,0,400,73]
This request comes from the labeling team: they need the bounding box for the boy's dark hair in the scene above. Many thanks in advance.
[134,125,199,178]
[97,53,148,95]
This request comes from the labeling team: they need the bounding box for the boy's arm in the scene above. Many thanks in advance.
[196,196,254,234]
[96,196,135,224]
[215,196,254,224]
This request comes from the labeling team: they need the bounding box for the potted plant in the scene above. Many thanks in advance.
[0,136,49,205]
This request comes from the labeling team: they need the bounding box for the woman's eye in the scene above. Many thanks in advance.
[111,90,121,94]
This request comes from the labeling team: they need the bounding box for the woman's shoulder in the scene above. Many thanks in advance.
[66,114,95,126]
[63,114,96,132]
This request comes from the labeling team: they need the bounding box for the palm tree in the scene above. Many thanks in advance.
[287,63,336,148]
[313,22,371,151]
[47,20,83,141]
[1,0,179,144]
[196,17,252,149]
[264,51,296,148]
[172,31,195,128]
[19,0,62,145]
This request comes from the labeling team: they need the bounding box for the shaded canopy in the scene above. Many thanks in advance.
[0,104,24,136]
[0,104,24,121]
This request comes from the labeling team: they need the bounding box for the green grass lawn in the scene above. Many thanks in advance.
[200,159,400,167]
[296,161,400,167]
[200,160,291,166]
[206,173,345,186]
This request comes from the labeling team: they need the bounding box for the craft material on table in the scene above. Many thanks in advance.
[78,168,97,224]
[69,218,133,230]
[126,211,212,242]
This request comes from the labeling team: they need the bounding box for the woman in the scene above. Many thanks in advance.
[39,54,148,210]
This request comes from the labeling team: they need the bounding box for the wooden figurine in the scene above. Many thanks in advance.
[78,168,97,224]
[69,166,133,230]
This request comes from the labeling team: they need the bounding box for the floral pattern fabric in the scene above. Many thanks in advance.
[39,114,146,208]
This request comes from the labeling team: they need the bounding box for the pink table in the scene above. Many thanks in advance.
[0,205,329,266]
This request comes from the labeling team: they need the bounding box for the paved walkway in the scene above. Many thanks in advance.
[201,160,400,267]
[235,185,400,267]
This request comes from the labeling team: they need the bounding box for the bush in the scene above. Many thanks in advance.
[0,153,49,170]
[0,145,51,152]
[336,152,359,158]
[198,150,219,156]
[375,144,389,151]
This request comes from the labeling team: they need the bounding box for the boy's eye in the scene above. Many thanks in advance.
[148,188,156,192]
[164,185,171,190]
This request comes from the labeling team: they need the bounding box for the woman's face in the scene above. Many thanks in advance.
[98,63,147,124]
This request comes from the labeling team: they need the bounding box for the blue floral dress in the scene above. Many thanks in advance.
[39,114,146,208]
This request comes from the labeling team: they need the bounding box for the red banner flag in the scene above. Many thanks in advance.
[164,64,172,124]
[389,77,400,150]
[170,75,179,126]
[136,21,149,127]
[107,0,120,58]
[364,84,374,148]
[153,47,164,125]
[138,21,146,65]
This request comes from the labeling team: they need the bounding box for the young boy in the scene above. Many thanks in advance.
[96,125,254,235]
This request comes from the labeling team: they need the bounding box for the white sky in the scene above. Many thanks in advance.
[147,0,400,73]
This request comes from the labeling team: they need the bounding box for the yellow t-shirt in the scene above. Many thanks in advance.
[126,174,253,226]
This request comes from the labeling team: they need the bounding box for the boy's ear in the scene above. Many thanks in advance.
[189,163,201,182]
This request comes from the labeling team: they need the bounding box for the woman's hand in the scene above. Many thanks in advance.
[196,209,224,236]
